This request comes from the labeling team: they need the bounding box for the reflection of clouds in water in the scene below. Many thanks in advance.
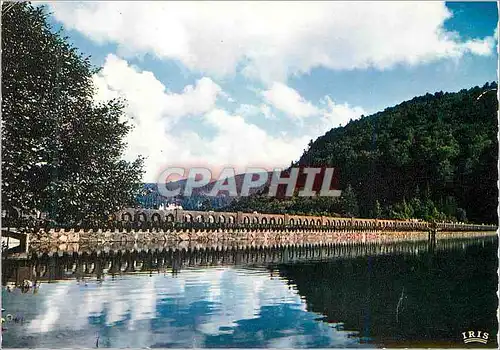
[268,334,309,348]
[196,269,304,335]
[26,283,71,333]
[128,277,156,330]
[10,267,359,348]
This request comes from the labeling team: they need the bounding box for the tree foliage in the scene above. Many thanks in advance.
[226,194,344,217]
[1,2,144,225]
[340,184,359,217]
[297,82,497,223]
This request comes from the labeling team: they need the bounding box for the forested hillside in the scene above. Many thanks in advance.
[227,83,498,224]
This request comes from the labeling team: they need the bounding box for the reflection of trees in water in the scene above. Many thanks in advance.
[2,235,495,287]
[1,236,496,347]
[274,236,498,347]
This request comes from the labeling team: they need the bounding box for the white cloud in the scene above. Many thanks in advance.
[262,82,319,119]
[93,54,223,182]
[94,54,222,123]
[192,98,365,176]
[260,104,278,120]
[235,103,277,120]
[259,82,366,128]
[234,104,261,118]
[317,97,367,133]
[93,56,316,182]
[49,1,496,83]
[462,36,496,56]
[201,108,311,173]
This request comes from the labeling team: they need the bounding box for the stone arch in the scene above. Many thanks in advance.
[297,218,302,225]
[152,213,162,222]
[121,212,133,221]
[278,217,284,225]
[195,215,204,223]
[118,233,129,244]
[310,219,315,226]
[253,217,259,224]
[184,214,193,223]
[136,212,147,222]
[208,215,215,223]
[228,216,235,224]
[303,219,308,225]
[243,216,250,224]
[270,218,276,225]
[5,206,21,219]
[166,213,175,222]
[218,215,226,224]
[289,218,295,225]
[261,217,268,225]
[316,219,321,226]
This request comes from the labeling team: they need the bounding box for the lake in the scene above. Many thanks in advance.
[1,234,498,348]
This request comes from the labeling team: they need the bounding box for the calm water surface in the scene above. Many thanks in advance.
[2,235,498,348]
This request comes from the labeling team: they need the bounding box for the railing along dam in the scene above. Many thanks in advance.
[3,209,497,249]
[3,233,496,285]
[113,208,496,232]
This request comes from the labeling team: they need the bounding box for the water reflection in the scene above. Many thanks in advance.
[277,235,499,348]
[2,268,364,348]
[2,234,497,348]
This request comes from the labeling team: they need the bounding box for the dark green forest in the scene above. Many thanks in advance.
[227,83,498,224]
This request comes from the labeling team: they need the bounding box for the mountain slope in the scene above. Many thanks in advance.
[296,82,498,223]
[137,172,273,210]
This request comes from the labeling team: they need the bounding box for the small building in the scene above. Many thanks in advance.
[159,203,183,211]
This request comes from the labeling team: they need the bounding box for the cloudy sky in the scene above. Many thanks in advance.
[43,1,498,182]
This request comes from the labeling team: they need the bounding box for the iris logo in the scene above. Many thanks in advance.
[462,330,489,344]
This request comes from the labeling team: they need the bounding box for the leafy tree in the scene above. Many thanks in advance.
[341,184,359,217]
[373,200,382,219]
[200,198,213,211]
[1,2,144,225]
[456,208,467,223]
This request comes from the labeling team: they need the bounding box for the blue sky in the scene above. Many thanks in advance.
[43,1,498,181]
